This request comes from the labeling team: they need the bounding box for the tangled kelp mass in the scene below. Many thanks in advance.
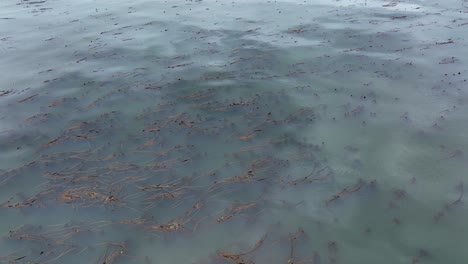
[1,0,468,263]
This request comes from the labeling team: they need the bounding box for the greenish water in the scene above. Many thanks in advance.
[1,0,468,263]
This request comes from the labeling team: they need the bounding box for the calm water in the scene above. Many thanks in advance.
[1,0,468,263]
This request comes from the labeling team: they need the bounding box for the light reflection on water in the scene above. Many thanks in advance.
[1,0,468,263]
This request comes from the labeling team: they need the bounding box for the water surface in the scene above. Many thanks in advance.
[1,0,468,263]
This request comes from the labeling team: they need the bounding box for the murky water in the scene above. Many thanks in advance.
[1,0,468,263]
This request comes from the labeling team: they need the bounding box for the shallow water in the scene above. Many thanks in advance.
[1,0,468,263]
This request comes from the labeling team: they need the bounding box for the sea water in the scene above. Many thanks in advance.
[1,0,468,263]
